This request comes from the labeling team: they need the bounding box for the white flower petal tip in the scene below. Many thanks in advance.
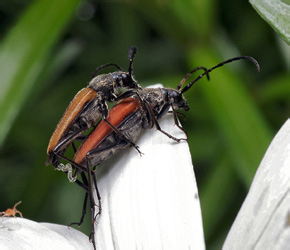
[0,218,93,249]
[94,107,205,249]
[223,119,290,250]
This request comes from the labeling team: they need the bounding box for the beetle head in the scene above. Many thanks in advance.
[166,89,189,111]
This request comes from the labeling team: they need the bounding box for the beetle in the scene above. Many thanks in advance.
[62,55,260,249]
[46,46,142,170]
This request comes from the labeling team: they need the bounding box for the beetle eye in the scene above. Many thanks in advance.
[122,73,133,86]
[175,96,181,103]
[172,92,182,103]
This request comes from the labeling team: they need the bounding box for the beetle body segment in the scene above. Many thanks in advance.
[88,71,140,100]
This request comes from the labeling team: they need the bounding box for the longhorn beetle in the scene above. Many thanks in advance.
[46,47,144,248]
[60,56,260,249]
[46,47,146,208]
[46,46,142,171]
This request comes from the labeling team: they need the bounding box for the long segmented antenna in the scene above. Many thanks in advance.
[176,66,210,91]
[180,56,260,94]
[92,63,123,78]
[128,46,137,77]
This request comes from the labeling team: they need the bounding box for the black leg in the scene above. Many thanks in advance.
[68,172,89,227]
[103,117,143,155]
[170,104,188,141]
[86,159,97,250]
[146,101,187,142]
[92,166,102,220]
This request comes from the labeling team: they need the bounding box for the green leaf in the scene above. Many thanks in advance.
[250,0,290,45]
[0,0,80,146]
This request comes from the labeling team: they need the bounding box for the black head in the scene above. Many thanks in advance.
[170,90,189,111]
[161,88,189,111]
[113,71,141,90]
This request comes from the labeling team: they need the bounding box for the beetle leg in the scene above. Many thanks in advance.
[168,110,187,121]
[48,127,88,167]
[68,172,89,227]
[74,179,89,192]
[64,158,100,250]
[146,101,187,142]
[53,127,88,154]
[113,90,150,124]
[102,117,143,155]
[86,140,129,161]
[100,98,143,155]
[92,166,101,222]
[170,104,188,141]
[86,158,97,250]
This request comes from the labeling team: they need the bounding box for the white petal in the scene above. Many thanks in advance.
[0,218,92,249]
[223,119,290,249]
[94,96,205,249]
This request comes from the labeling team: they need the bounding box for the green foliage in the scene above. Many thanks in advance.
[0,0,80,145]
[0,0,289,248]
[250,0,290,45]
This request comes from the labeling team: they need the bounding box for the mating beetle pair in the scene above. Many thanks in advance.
[71,55,260,172]
[46,47,260,249]
[46,47,143,247]
[46,46,141,170]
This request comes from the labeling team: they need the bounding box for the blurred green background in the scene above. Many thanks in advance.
[0,0,289,248]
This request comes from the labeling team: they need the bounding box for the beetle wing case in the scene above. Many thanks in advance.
[74,97,145,166]
[46,88,98,165]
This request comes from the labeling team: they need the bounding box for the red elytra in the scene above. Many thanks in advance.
[74,97,142,165]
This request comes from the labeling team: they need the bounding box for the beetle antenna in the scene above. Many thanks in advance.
[128,46,137,77]
[180,56,260,94]
[176,66,210,91]
[92,63,123,78]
